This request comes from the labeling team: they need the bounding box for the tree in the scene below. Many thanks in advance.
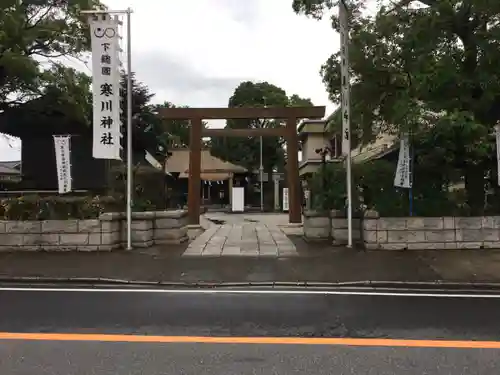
[293,0,500,214]
[210,81,313,176]
[0,0,103,110]
[293,0,500,131]
[152,102,192,148]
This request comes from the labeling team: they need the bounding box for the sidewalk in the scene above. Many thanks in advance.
[1,242,500,285]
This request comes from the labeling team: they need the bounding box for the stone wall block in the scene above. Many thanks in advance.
[362,219,377,231]
[59,233,90,246]
[456,242,482,249]
[154,227,187,240]
[38,233,60,245]
[78,220,101,233]
[101,231,120,245]
[98,244,121,251]
[155,218,184,229]
[406,218,425,230]
[425,230,455,242]
[6,221,41,233]
[305,216,331,228]
[332,229,348,242]
[364,230,377,243]
[0,221,7,233]
[408,242,445,250]
[421,217,444,229]
[0,234,24,247]
[379,243,407,250]
[100,221,120,233]
[443,217,455,229]
[304,227,331,239]
[22,234,42,246]
[377,230,388,243]
[129,220,153,231]
[387,230,425,243]
[483,241,500,249]
[455,217,482,229]
[331,218,347,230]
[482,229,500,242]
[43,245,77,251]
[78,245,100,251]
[456,229,483,242]
[378,218,406,230]
[41,220,77,233]
[121,222,153,244]
[88,233,102,245]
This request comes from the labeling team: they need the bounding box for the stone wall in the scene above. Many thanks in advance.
[303,210,362,243]
[0,210,188,251]
[303,210,331,240]
[363,210,500,250]
[330,210,362,245]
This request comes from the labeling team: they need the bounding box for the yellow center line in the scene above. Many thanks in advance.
[0,332,500,349]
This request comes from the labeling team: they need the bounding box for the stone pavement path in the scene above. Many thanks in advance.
[183,215,298,257]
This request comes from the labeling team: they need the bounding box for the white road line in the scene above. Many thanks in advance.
[0,287,500,298]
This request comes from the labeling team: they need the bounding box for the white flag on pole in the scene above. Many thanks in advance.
[53,135,72,194]
[394,133,412,188]
[89,13,122,160]
[339,0,350,156]
[496,125,500,186]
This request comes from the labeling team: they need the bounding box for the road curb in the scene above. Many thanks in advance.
[2,276,500,291]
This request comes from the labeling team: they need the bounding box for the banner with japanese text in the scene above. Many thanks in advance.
[394,133,412,189]
[339,0,350,156]
[89,14,122,160]
[496,125,500,186]
[53,135,72,194]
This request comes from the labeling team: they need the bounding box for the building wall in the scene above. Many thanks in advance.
[303,134,329,162]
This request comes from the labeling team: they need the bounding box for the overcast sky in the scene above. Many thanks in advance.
[0,0,338,161]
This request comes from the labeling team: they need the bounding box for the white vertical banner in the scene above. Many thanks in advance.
[496,125,500,186]
[394,133,412,188]
[282,188,289,211]
[89,13,122,160]
[339,0,350,155]
[53,135,72,194]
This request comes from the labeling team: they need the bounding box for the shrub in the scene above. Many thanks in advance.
[0,195,122,220]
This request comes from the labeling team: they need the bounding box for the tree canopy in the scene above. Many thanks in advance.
[210,81,313,174]
[0,0,103,110]
[293,0,500,138]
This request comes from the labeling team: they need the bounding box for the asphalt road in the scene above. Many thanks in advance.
[1,287,500,374]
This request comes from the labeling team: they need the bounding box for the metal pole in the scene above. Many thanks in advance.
[82,8,133,249]
[260,98,267,212]
[409,132,414,216]
[260,135,264,212]
[346,138,353,247]
[126,8,133,250]
[339,0,353,248]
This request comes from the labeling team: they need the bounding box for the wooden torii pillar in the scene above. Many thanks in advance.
[159,106,326,225]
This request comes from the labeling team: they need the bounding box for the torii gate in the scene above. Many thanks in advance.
[159,106,326,225]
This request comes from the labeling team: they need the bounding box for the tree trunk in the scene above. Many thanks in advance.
[464,163,485,215]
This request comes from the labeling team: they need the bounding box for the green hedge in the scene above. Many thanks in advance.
[309,160,462,217]
[0,195,123,220]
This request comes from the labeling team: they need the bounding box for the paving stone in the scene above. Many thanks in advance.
[182,218,297,257]
[221,246,241,255]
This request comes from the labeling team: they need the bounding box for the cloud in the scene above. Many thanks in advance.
[134,52,247,108]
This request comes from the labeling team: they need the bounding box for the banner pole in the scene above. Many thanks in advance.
[126,8,133,250]
[339,0,353,248]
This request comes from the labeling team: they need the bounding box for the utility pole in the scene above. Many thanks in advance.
[259,97,267,212]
